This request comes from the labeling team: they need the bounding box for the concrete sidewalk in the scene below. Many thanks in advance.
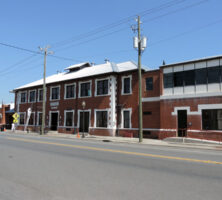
[2,130,222,151]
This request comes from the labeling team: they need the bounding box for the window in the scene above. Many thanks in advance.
[163,73,173,88]
[65,84,75,99]
[96,79,109,95]
[208,66,221,84]
[19,113,25,125]
[122,76,131,94]
[28,113,35,125]
[20,92,27,103]
[143,111,152,115]
[123,110,130,128]
[38,89,43,101]
[184,70,195,86]
[195,68,207,85]
[146,77,153,91]
[51,86,60,100]
[173,71,184,87]
[38,112,42,125]
[65,111,74,127]
[80,82,91,97]
[96,111,107,127]
[29,90,36,102]
[202,109,222,130]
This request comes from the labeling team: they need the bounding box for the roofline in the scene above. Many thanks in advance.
[160,55,222,68]
[13,68,142,92]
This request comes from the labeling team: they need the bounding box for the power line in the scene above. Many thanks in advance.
[51,0,188,50]
[0,42,82,62]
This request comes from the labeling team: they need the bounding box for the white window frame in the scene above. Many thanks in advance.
[121,108,132,129]
[18,112,26,125]
[38,88,47,102]
[94,109,109,128]
[64,83,76,100]
[37,112,42,126]
[95,78,110,97]
[78,80,92,98]
[50,85,60,101]
[28,112,35,126]
[28,89,36,103]
[77,109,91,129]
[121,75,132,95]
[64,110,75,127]
[20,91,27,104]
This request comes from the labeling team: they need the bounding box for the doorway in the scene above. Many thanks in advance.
[177,110,187,137]
[79,111,90,133]
[50,112,58,131]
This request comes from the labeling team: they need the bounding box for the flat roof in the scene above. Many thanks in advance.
[160,55,222,68]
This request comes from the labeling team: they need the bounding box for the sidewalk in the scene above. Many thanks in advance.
[2,130,222,151]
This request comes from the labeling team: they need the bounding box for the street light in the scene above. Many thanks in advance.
[82,101,86,138]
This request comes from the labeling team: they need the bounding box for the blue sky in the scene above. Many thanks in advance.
[0,0,222,103]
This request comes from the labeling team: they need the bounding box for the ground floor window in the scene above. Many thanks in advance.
[19,113,25,125]
[202,109,222,130]
[96,111,107,128]
[65,111,74,127]
[28,113,35,125]
[38,112,42,125]
[123,110,131,128]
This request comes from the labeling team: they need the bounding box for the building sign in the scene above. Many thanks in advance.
[50,102,59,109]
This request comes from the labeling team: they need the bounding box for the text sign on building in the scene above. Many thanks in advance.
[50,102,59,109]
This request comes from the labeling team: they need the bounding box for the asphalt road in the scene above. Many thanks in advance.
[0,133,222,200]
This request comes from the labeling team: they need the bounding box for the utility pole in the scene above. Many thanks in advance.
[132,16,147,143]
[39,46,53,135]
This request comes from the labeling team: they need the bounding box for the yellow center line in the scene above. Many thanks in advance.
[6,136,222,165]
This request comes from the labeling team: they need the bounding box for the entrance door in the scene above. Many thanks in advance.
[51,112,58,131]
[177,110,187,137]
[79,111,90,133]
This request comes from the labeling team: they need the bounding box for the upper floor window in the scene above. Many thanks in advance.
[208,67,220,84]
[96,110,107,128]
[96,79,109,96]
[51,86,60,100]
[163,73,173,88]
[38,89,43,102]
[122,76,132,95]
[65,84,76,99]
[80,82,91,97]
[184,70,195,86]
[20,92,27,103]
[146,77,153,91]
[195,68,207,85]
[29,90,36,102]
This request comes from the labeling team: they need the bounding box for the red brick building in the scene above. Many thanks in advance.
[0,103,14,130]
[13,55,222,141]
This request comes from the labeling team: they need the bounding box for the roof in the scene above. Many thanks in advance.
[160,55,222,68]
[14,61,149,91]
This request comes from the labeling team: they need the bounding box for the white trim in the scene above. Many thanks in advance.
[161,91,222,100]
[121,75,132,95]
[94,78,110,97]
[28,89,36,103]
[78,80,92,98]
[121,108,132,128]
[64,83,76,100]
[172,104,222,116]
[18,112,26,125]
[20,91,27,104]
[49,110,59,128]
[94,109,109,128]
[37,112,42,126]
[50,85,60,101]
[77,109,91,129]
[64,110,75,127]
[142,97,160,102]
